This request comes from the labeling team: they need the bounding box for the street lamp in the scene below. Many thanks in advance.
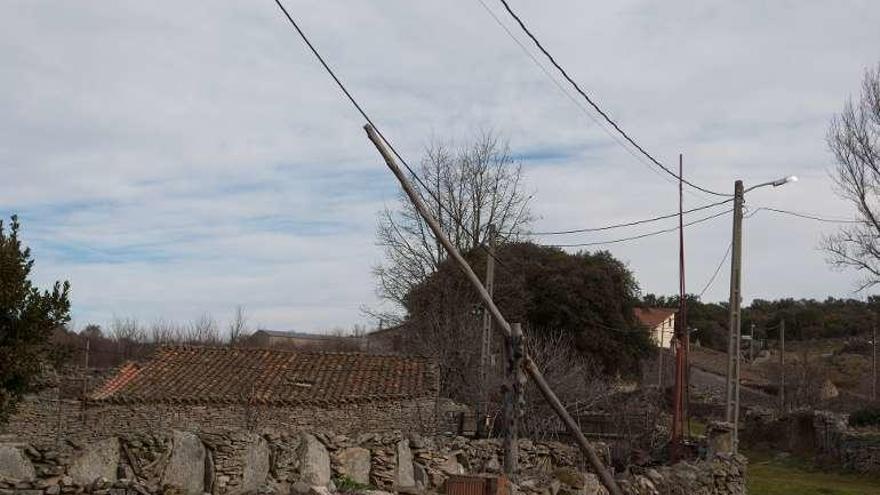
[725,176,795,454]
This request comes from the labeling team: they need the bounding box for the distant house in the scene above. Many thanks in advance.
[4,346,440,443]
[364,323,411,354]
[634,307,676,349]
[247,329,363,350]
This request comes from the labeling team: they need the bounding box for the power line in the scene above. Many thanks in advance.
[545,208,731,248]
[472,0,683,191]
[699,242,732,298]
[516,198,732,236]
[748,207,860,224]
[493,0,731,198]
[271,0,507,268]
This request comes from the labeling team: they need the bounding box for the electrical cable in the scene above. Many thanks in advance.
[271,0,509,269]
[515,197,733,236]
[545,208,731,248]
[748,207,860,224]
[494,0,731,198]
[698,242,732,298]
[472,0,683,191]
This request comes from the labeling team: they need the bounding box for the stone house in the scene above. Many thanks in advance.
[634,307,676,349]
[3,346,440,444]
[245,330,364,351]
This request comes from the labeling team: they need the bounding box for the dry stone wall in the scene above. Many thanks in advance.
[0,430,746,495]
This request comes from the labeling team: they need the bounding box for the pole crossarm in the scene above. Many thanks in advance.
[363,124,624,495]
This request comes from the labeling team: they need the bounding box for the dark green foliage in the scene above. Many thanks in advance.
[0,215,71,423]
[333,475,372,493]
[405,242,652,375]
[849,405,880,428]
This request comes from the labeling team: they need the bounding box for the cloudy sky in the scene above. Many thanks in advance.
[3,1,880,333]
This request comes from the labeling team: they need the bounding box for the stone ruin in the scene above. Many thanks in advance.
[0,429,747,495]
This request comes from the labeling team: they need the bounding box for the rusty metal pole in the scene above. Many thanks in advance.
[364,124,623,495]
[478,224,497,438]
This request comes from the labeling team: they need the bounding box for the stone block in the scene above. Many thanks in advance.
[160,431,206,495]
[69,438,119,486]
[297,434,330,487]
[335,447,370,485]
[0,446,35,481]
[241,436,270,494]
[394,440,415,490]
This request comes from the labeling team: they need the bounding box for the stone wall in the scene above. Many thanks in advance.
[1,390,442,445]
[744,408,880,475]
[0,429,749,495]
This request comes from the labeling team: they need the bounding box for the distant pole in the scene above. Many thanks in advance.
[725,180,744,453]
[780,318,786,412]
[750,323,755,362]
[872,316,877,402]
[657,329,664,388]
[504,322,524,480]
[671,153,688,457]
[478,223,497,438]
[82,337,90,400]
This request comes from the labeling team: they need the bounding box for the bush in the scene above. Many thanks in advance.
[849,405,880,428]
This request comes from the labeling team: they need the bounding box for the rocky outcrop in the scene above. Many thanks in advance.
[298,434,331,487]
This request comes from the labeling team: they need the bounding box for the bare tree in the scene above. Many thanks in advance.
[374,132,533,309]
[825,63,880,290]
[228,306,248,346]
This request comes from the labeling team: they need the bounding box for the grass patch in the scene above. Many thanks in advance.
[746,449,880,495]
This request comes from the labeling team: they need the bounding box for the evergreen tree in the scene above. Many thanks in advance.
[0,215,70,423]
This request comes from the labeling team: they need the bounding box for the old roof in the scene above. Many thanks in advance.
[251,330,343,341]
[634,307,677,329]
[90,346,438,406]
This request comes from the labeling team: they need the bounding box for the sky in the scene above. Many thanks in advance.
[2,1,880,334]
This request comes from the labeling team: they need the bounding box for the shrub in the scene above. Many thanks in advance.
[849,405,880,428]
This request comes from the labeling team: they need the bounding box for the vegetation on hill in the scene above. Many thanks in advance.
[0,215,71,423]
[642,294,880,352]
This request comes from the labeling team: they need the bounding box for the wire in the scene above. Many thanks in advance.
[472,0,681,190]
[271,0,508,269]
[748,207,860,224]
[698,242,732,298]
[515,198,733,236]
[545,208,731,248]
[493,0,731,198]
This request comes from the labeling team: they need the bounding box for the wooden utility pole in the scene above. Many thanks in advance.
[779,318,786,412]
[725,180,744,454]
[364,124,624,495]
[671,153,688,458]
[478,223,497,438]
[749,323,755,362]
[504,322,524,480]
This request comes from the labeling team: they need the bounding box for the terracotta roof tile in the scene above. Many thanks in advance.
[634,307,677,329]
[89,346,438,406]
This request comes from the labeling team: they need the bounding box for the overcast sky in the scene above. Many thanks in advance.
[3,1,880,333]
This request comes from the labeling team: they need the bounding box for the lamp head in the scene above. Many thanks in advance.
[772,175,797,187]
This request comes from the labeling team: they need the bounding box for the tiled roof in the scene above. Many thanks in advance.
[634,307,677,329]
[90,346,438,406]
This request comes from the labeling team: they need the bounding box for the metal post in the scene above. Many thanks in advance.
[725,180,744,453]
[780,318,786,412]
[478,224,497,438]
[504,323,524,480]
[364,124,623,495]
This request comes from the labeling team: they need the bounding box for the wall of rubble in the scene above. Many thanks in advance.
[1,390,442,445]
[0,429,750,495]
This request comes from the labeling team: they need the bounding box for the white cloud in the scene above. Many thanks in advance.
[2,0,879,331]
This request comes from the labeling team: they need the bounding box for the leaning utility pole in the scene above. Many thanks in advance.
[478,224,497,438]
[725,180,744,453]
[779,318,786,412]
[364,124,624,495]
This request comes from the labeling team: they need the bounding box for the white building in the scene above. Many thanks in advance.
[634,307,677,349]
